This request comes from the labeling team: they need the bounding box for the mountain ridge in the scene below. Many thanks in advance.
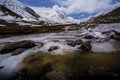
[87,6,120,23]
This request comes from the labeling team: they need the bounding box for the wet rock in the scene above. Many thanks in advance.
[48,46,59,52]
[42,70,73,80]
[83,35,95,39]
[12,48,27,56]
[0,40,36,54]
[79,41,92,51]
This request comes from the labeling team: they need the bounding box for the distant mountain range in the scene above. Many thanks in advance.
[0,0,120,27]
[0,0,78,26]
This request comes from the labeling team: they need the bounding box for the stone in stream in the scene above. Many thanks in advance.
[0,40,36,54]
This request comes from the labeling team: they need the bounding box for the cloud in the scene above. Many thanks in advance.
[52,5,66,15]
[53,0,118,14]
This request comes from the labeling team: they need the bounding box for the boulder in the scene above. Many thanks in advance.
[42,70,73,80]
[0,40,36,54]
[48,46,59,52]
[79,41,92,51]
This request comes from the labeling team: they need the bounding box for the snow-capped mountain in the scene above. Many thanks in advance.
[0,0,39,22]
[0,0,79,26]
[31,6,79,24]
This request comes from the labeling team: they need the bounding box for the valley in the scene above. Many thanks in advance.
[0,0,120,80]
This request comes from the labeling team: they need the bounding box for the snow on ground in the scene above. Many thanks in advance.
[0,23,120,78]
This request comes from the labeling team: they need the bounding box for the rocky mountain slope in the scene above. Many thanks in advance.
[87,6,120,23]
[0,0,41,27]
[0,0,39,21]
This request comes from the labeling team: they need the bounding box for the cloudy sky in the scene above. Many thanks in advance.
[19,0,120,19]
